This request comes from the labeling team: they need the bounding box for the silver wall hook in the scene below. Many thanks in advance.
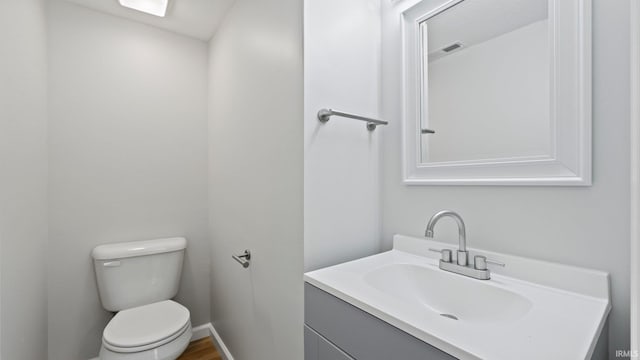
[232,250,251,268]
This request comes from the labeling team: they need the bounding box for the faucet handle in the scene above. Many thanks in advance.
[487,259,505,267]
[429,248,452,263]
[474,255,505,270]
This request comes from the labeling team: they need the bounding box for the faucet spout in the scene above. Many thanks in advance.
[425,210,467,264]
[424,210,500,280]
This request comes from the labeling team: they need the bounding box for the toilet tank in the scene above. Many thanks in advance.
[92,237,187,312]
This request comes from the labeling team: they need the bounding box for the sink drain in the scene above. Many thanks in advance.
[440,313,459,320]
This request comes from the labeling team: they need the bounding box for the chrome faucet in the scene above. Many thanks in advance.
[425,210,504,280]
[425,210,468,266]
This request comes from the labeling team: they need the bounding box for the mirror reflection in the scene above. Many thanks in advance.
[420,0,550,163]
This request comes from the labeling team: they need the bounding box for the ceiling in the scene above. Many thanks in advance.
[62,0,237,41]
[426,0,547,58]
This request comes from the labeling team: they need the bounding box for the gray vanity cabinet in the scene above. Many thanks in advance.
[304,283,457,360]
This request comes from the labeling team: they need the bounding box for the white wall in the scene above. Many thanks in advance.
[0,0,48,358]
[47,2,210,359]
[426,20,550,162]
[381,0,630,357]
[207,0,304,358]
[304,0,382,272]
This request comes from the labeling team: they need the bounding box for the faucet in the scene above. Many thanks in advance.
[425,210,504,280]
[425,210,468,266]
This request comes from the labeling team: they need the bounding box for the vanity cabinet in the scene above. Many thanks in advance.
[304,283,457,360]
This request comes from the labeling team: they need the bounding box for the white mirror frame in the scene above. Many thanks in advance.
[401,0,592,186]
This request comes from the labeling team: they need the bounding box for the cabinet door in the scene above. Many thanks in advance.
[318,334,354,360]
[305,325,319,360]
[306,325,354,360]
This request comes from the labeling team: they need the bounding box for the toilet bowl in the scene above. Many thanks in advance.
[99,300,192,360]
[91,237,191,360]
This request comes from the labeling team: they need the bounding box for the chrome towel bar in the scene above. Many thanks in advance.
[317,108,388,131]
[232,250,251,268]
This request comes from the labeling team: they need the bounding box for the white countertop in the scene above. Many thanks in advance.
[304,235,611,360]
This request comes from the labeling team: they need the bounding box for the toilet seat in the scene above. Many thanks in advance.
[102,300,190,353]
[99,323,191,360]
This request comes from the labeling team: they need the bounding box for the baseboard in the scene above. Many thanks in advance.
[191,323,213,341]
[192,322,235,360]
[89,322,234,360]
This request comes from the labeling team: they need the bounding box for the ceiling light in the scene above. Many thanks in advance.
[118,0,169,17]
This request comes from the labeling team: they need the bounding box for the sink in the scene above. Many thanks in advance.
[363,263,532,323]
[304,234,611,360]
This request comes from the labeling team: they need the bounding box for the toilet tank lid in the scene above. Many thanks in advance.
[92,237,187,260]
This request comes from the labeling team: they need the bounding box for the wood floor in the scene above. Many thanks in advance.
[178,337,222,360]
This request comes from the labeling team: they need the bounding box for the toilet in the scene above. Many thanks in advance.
[92,237,192,360]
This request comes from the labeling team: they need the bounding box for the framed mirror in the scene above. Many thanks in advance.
[401,0,592,185]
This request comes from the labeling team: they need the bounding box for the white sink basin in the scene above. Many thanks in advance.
[304,234,611,360]
[364,263,532,323]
